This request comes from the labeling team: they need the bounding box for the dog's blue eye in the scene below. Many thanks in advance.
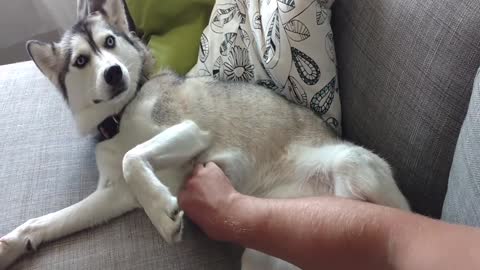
[74,55,89,68]
[105,36,116,49]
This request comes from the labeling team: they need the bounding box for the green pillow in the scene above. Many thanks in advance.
[126,0,214,75]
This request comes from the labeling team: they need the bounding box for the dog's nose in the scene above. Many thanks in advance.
[104,65,123,86]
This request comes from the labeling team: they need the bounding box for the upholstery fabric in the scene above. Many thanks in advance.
[332,0,480,217]
[189,0,342,134]
[442,68,480,226]
[0,61,240,269]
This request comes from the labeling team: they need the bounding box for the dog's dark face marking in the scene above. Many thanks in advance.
[72,20,101,55]
[57,48,72,99]
[26,0,154,134]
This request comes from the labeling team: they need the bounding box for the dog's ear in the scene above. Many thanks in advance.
[77,0,131,33]
[91,0,130,33]
[26,41,61,87]
[77,0,91,21]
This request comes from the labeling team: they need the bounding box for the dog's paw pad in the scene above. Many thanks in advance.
[146,196,185,244]
[168,206,180,221]
[166,209,184,243]
[170,212,184,243]
[25,239,34,252]
[152,210,184,244]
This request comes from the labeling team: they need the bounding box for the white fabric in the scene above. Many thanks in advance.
[190,0,341,133]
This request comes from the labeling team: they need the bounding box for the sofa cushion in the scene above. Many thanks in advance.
[442,68,480,226]
[125,0,215,75]
[0,61,240,269]
[333,0,480,217]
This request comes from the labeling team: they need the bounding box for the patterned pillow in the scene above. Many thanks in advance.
[189,0,341,133]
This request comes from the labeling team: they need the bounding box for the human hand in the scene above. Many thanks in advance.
[178,162,241,241]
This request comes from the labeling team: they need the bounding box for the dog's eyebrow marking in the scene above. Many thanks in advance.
[116,30,136,49]
[50,42,57,55]
[58,47,72,101]
[26,240,34,252]
[49,39,68,100]
[72,20,100,55]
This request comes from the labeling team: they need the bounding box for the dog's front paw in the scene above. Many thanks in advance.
[145,196,184,244]
[0,234,30,270]
[0,220,42,269]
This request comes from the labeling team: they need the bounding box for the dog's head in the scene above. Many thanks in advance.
[26,0,154,135]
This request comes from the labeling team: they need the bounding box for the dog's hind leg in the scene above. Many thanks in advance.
[0,185,137,269]
[294,143,410,211]
[122,120,212,243]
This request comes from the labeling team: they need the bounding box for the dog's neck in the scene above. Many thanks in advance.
[96,70,150,140]
[75,74,148,138]
[98,68,153,140]
[73,92,133,137]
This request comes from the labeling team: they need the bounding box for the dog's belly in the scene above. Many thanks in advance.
[197,147,333,199]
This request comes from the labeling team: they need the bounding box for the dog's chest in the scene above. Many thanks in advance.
[98,133,191,194]
[99,102,190,192]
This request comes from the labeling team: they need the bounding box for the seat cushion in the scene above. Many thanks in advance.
[442,68,480,226]
[332,0,480,217]
[0,61,240,269]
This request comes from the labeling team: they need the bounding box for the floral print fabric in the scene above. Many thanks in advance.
[189,0,341,133]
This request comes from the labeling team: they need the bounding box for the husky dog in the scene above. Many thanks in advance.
[0,0,410,269]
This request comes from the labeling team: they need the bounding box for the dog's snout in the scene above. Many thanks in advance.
[104,65,123,86]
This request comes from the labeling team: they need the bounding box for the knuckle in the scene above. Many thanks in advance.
[206,162,216,168]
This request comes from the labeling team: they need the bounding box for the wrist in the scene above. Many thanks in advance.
[217,192,262,243]
[383,209,429,270]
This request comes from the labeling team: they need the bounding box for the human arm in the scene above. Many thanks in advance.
[178,162,480,270]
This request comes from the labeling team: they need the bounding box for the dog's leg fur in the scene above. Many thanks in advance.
[315,144,410,210]
[122,120,211,243]
[0,185,137,269]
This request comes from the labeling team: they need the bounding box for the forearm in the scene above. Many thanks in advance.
[223,195,480,270]
[224,195,394,269]
[178,163,480,270]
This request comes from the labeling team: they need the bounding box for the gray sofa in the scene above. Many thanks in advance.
[1,0,480,269]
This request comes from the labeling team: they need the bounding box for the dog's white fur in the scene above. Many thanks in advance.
[0,0,410,269]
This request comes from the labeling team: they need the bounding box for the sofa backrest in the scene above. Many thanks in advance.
[332,0,480,217]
